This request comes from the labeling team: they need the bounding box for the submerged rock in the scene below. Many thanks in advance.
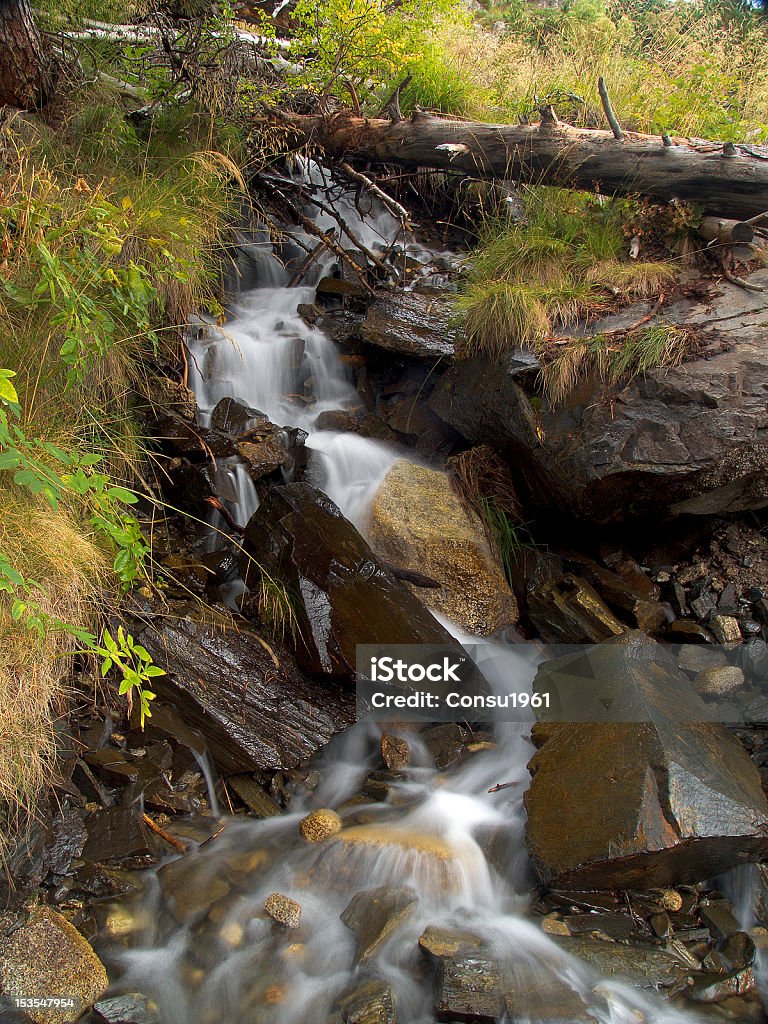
[136,602,355,773]
[340,885,419,963]
[525,635,768,888]
[241,482,462,676]
[368,461,518,635]
[329,979,397,1024]
[0,906,108,1024]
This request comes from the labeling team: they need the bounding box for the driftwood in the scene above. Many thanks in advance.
[276,110,768,220]
[697,216,755,246]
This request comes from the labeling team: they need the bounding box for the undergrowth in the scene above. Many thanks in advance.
[0,89,241,856]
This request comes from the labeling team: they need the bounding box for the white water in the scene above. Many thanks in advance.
[107,164,708,1023]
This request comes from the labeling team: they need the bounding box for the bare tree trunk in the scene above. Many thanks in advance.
[276,110,768,221]
[0,0,53,109]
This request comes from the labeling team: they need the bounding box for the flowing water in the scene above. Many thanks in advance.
[96,165,726,1022]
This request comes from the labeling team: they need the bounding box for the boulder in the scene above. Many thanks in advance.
[329,980,397,1024]
[340,885,419,963]
[429,273,768,524]
[135,601,355,773]
[527,574,625,643]
[240,482,462,676]
[368,461,517,635]
[525,634,768,889]
[0,906,108,1024]
[361,293,457,359]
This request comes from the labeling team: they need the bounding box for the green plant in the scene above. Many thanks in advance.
[94,626,163,726]
[480,498,536,582]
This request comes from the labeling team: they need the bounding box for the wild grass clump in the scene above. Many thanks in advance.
[0,486,109,856]
[455,188,678,401]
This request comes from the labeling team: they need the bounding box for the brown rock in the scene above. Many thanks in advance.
[299,809,342,843]
[264,893,302,929]
[369,461,517,635]
[340,886,419,963]
[528,574,625,643]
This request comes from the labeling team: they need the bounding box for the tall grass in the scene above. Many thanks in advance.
[455,188,678,400]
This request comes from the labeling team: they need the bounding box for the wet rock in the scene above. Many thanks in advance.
[687,968,755,1003]
[264,892,302,929]
[525,634,768,888]
[210,397,266,436]
[241,482,462,677]
[84,749,161,790]
[420,723,466,770]
[381,733,410,770]
[0,906,108,1023]
[527,574,625,643]
[650,912,672,938]
[90,993,159,1024]
[46,809,87,876]
[551,935,690,990]
[563,913,633,940]
[313,408,397,443]
[418,926,486,961]
[666,619,715,642]
[700,901,741,941]
[136,603,355,773]
[330,979,397,1024]
[433,955,504,1022]
[694,665,745,698]
[565,555,667,633]
[236,436,286,481]
[429,277,768,524]
[299,809,342,842]
[361,293,456,359]
[368,462,517,635]
[144,408,235,459]
[82,808,153,863]
[227,775,282,817]
[378,396,456,457]
[341,885,419,963]
[316,276,364,298]
[678,647,728,674]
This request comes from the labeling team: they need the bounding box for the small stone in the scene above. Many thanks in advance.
[541,913,570,936]
[341,885,419,963]
[299,808,342,843]
[687,967,754,1003]
[742,620,762,637]
[381,732,410,770]
[264,893,302,929]
[653,888,684,912]
[690,592,717,621]
[693,665,745,698]
[746,587,764,603]
[676,564,707,585]
[649,912,672,938]
[710,615,742,644]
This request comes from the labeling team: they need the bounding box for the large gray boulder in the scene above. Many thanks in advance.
[430,271,768,523]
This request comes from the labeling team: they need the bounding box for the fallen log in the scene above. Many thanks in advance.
[276,110,768,220]
[697,216,755,246]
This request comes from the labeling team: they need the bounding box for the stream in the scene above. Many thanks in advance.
[91,164,760,1023]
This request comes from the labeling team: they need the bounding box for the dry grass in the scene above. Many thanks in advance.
[0,487,109,857]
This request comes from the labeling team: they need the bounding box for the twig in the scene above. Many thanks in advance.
[598,77,624,140]
[722,264,764,292]
[199,823,227,847]
[744,209,768,226]
[288,236,333,287]
[142,812,189,854]
[339,161,411,225]
[488,781,516,793]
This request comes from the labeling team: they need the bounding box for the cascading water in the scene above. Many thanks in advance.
[97,165,710,1023]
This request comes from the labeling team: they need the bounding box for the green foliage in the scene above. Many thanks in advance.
[480,498,536,583]
[95,626,163,727]
[290,0,466,110]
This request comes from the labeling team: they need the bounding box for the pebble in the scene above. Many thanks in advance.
[649,912,671,938]
[299,808,342,843]
[693,665,745,698]
[710,615,742,644]
[264,893,302,929]
[541,913,570,936]
[653,888,684,913]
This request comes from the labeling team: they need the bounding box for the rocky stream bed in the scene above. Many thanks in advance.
[4,165,768,1024]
